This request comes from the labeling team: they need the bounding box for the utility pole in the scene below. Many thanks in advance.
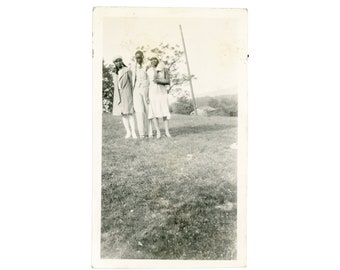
[179,24,197,115]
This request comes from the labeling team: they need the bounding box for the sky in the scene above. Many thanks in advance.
[102,9,247,98]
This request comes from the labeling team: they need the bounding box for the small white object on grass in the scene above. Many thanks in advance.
[138,241,143,246]
[215,202,234,211]
[230,143,238,150]
[186,154,193,160]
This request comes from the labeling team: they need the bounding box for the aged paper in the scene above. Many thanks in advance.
[93,7,247,268]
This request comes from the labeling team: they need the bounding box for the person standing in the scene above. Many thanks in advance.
[112,56,137,139]
[132,51,151,138]
[147,54,171,138]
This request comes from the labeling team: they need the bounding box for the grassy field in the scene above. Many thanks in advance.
[101,113,238,260]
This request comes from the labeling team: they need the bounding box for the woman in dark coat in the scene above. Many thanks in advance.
[112,56,137,139]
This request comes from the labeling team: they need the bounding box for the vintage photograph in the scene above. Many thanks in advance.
[92,7,247,268]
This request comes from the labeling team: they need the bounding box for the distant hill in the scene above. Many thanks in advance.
[196,94,237,107]
[195,94,238,116]
[171,94,238,116]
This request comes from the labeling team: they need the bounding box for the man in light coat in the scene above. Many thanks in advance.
[132,51,151,138]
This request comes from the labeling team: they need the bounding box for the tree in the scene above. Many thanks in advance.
[208,98,219,108]
[102,60,114,112]
[134,43,196,98]
[171,96,194,115]
[210,98,238,116]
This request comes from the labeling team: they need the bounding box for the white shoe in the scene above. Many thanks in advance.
[125,133,131,139]
[132,133,138,139]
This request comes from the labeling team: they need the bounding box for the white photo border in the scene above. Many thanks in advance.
[92,7,247,268]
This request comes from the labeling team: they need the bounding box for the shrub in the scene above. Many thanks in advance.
[172,96,194,115]
[102,61,114,112]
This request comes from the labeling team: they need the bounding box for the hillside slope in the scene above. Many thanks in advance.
[101,113,238,260]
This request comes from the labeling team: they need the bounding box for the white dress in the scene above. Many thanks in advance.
[147,67,171,120]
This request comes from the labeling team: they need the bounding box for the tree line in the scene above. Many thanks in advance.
[170,95,238,116]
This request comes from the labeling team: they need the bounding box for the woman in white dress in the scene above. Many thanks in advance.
[147,54,171,138]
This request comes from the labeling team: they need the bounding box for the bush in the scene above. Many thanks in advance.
[172,96,194,115]
[102,61,114,112]
[208,98,219,108]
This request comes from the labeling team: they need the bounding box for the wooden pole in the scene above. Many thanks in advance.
[179,24,197,115]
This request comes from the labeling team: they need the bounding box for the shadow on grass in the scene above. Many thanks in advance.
[170,124,234,137]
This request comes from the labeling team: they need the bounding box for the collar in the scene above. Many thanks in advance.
[118,67,129,80]
[136,63,145,69]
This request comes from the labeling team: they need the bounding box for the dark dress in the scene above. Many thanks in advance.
[116,67,134,115]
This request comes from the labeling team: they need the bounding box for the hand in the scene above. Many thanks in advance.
[146,96,150,104]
